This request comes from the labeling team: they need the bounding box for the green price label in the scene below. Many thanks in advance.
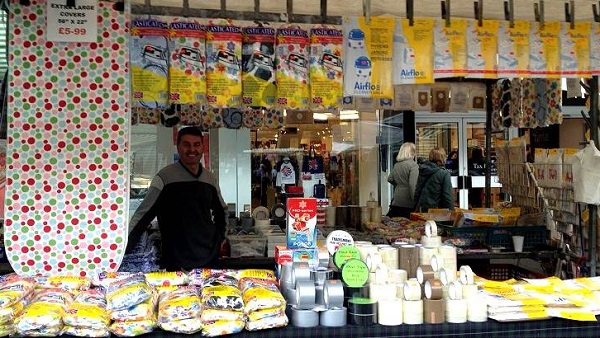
[333,245,361,269]
[341,258,369,288]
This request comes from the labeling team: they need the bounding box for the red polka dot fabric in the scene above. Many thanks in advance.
[4,1,129,276]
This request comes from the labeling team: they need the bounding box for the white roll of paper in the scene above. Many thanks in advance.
[445,298,468,323]
[403,279,422,301]
[424,220,438,237]
[378,298,403,326]
[459,265,475,285]
[402,299,424,325]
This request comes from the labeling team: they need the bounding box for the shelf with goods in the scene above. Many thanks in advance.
[496,136,600,278]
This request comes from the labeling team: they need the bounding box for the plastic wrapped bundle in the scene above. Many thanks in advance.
[62,325,111,337]
[201,319,245,337]
[62,289,110,337]
[158,286,200,319]
[109,316,157,337]
[145,271,189,287]
[15,288,73,336]
[110,297,156,322]
[106,274,153,312]
[239,277,287,331]
[0,277,35,308]
[34,276,91,293]
[239,277,286,314]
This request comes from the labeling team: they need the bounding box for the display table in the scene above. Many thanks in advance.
[110,317,600,338]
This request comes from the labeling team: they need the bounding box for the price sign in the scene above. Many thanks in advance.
[46,0,97,43]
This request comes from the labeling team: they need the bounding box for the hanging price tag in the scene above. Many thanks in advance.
[46,0,98,43]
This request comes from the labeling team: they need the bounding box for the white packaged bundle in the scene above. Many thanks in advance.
[62,325,111,337]
[158,286,201,323]
[158,317,203,334]
[91,272,134,288]
[63,303,110,330]
[106,274,153,312]
[239,277,285,314]
[201,319,245,337]
[200,308,244,322]
[110,297,155,322]
[145,271,189,287]
[201,285,244,311]
[109,316,157,337]
[34,275,91,293]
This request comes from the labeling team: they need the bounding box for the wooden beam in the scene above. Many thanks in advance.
[130,5,342,25]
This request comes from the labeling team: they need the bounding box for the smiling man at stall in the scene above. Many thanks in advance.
[125,126,227,271]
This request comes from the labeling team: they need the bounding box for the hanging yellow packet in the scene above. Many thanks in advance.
[433,18,468,79]
[466,20,499,79]
[497,20,531,78]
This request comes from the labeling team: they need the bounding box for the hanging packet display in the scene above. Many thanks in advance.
[520,78,538,128]
[448,83,468,112]
[433,18,468,79]
[242,108,264,129]
[591,23,600,75]
[572,141,600,204]
[528,21,561,78]
[534,148,548,188]
[393,18,435,85]
[546,149,564,188]
[130,16,170,124]
[533,79,549,127]
[275,24,310,109]
[509,78,523,128]
[343,17,395,97]
[309,25,343,111]
[563,148,578,190]
[560,22,591,78]
[393,85,413,110]
[497,20,530,78]
[242,23,277,110]
[465,19,499,79]
[168,19,206,105]
[263,108,283,129]
[490,81,504,131]
[545,79,563,125]
[168,18,206,127]
[205,19,242,109]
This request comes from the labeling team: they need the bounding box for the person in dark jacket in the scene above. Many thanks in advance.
[126,127,227,271]
[387,142,419,218]
[468,147,485,208]
[414,147,454,212]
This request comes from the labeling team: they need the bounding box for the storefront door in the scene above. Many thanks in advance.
[415,116,504,209]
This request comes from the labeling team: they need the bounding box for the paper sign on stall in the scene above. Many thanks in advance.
[46,0,97,43]
[560,22,591,78]
[433,18,468,79]
[465,19,499,79]
[528,21,561,78]
[343,16,395,98]
[393,18,435,85]
[497,20,530,78]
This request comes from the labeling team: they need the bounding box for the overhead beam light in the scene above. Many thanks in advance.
[340,109,359,120]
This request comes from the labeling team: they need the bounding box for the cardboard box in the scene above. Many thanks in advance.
[287,198,318,249]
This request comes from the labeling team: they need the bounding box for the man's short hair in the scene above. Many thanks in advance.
[177,127,203,145]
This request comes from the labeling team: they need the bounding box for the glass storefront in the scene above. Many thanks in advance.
[129,110,519,215]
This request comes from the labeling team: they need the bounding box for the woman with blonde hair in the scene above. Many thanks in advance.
[387,142,419,218]
[414,147,454,212]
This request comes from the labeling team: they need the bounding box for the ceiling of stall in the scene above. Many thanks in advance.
[131,0,600,23]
